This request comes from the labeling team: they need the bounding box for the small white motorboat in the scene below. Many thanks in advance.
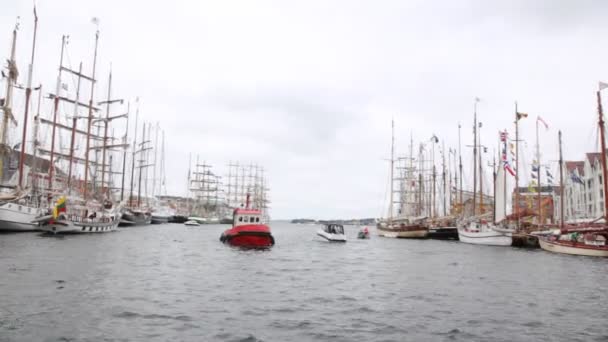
[184,220,200,227]
[317,223,347,242]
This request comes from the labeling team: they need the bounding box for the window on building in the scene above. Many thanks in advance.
[601,175,603,185]
[601,190,604,199]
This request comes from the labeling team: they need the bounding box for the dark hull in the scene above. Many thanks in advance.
[427,227,459,240]
[220,218,233,225]
[169,215,188,223]
[151,216,170,224]
[120,212,152,227]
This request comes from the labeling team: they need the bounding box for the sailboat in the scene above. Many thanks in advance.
[376,121,428,238]
[36,26,126,234]
[0,13,50,231]
[538,87,608,257]
[120,102,152,227]
[457,100,512,246]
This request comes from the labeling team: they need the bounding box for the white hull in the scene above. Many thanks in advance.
[184,220,200,226]
[538,238,608,257]
[458,228,512,246]
[316,230,346,242]
[0,202,44,232]
[40,214,121,234]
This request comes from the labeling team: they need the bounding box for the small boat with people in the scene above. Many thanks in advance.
[317,223,347,242]
[220,194,274,248]
[357,226,370,239]
[538,229,608,257]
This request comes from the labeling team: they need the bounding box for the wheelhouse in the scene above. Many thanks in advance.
[233,208,263,227]
[324,223,344,234]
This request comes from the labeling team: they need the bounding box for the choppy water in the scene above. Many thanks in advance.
[1,222,607,342]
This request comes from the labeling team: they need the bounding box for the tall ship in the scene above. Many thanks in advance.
[0,13,49,231]
[34,23,129,233]
[537,85,608,256]
[377,121,428,238]
[456,99,509,246]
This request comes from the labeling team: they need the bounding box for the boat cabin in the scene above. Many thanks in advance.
[233,208,263,227]
[323,223,344,235]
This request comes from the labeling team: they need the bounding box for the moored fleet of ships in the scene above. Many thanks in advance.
[2,9,608,257]
[0,11,270,237]
[377,93,608,257]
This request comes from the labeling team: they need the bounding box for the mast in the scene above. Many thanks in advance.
[18,8,39,188]
[83,29,100,200]
[458,123,463,211]
[100,70,112,197]
[160,129,165,195]
[479,120,483,215]
[152,122,159,197]
[493,153,497,223]
[472,101,478,215]
[597,89,608,219]
[48,35,67,192]
[442,141,447,217]
[67,63,83,193]
[137,123,145,207]
[129,99,139,206]
[558,130,564,228]
[31,84,42,193]
[431,136,436,218]
[515,102,520,229]
[120,102,130,201]
[503,131,507,219]
[0,22,18,184]
[536,116,542,224]
[388,120,394,223]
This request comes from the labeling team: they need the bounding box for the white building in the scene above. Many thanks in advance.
[563,151,607,222]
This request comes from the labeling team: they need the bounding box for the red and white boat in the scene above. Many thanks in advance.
[220,195,274,248]
[538,229,608,257]
[538,86,608,257]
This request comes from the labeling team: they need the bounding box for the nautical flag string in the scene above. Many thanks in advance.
[500,130,516,177]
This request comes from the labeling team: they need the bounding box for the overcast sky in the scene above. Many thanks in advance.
[2,0,608,219]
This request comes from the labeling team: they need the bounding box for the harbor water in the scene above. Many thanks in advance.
[1,222,607,342]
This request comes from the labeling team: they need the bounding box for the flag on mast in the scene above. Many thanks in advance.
[516,112,528,120]
[599,81,608,91]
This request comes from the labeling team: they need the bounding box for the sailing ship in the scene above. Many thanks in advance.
[538,86,608,256]
[0,13,49,231]
[457,99,512,246]
[121,103,152,227]
[377,121,428,238]
[35,23,129,234]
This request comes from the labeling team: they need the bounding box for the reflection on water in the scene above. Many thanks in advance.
[1,222,607,341]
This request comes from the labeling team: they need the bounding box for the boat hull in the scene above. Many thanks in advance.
[169,215,188,223]
[377,225,428,238]
[357,232,370,239]
[40,218,120,234]
[220,224,274,248]
[458,229,512,246]
[0,202,44,232]
[151,215,170,224]
[317,230,347,242]
[538,237,608,257]
[120,212,152,227]
[427,227,459,240]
